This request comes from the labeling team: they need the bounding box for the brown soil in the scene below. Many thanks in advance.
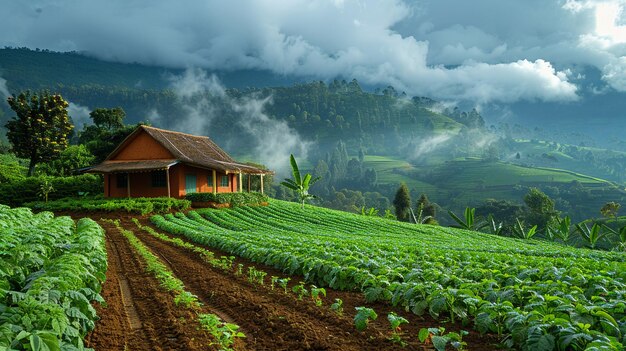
[82,213,503,350]
[84,220,213,351]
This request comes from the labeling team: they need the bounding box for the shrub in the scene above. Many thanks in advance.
[24,197,191,215]
[185,192,268,207]
[0,174,103,206]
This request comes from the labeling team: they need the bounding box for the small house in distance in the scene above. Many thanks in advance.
[89,125,270,198]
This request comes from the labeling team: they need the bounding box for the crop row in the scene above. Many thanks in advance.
[152,200,626,350]
[110,219,245,350]
[0,205,107,351]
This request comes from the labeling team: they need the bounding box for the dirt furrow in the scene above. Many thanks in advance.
[85,220,213,351]
[131,219,405,351]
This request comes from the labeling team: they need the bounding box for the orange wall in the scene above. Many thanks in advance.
[105,164,239,198]
[105,172,169,198]
[114,131,174,160]
[171,164,238,197]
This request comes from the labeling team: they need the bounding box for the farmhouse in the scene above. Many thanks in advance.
[89,125,270,198]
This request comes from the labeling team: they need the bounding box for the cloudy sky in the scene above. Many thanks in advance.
[1,0,625,113]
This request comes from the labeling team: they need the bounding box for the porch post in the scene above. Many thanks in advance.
[239,173,242,192]
[260,174,264,194]
[166,167,171,198]
[126,172,131,198]
[247,174,251,192]
[212,170,217,194]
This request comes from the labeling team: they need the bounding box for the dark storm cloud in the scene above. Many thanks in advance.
[1,0,624,102]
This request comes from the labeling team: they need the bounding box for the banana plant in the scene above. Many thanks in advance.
[601,223,626,251]
[280,154,321,209]
[360,206,379,216]
[546,216,572,243]
[486,215,503,236]
[575,222,606,249]
[448,207,486,231]
[512,218,537,240]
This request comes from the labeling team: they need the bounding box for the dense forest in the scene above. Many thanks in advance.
[1,48,625,231]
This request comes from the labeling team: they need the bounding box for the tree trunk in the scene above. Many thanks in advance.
[28,159,37,177]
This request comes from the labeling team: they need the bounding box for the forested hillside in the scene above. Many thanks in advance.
[1,48,625,225]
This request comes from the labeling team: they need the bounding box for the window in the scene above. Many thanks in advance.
[207,173,213,187]
[220,175,229,187]
[152,170,167,187]
[116,173,128,188]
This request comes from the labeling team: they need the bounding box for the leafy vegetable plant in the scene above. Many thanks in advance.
[354,307,378,331]
[418,327,467,351]
[387,312,409,344]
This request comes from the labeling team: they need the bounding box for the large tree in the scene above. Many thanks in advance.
[393,182,411,222]
[89,107,125,130]
[524,187,559,231]
[5,91,73,176]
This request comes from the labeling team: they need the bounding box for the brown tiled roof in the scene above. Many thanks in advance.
[96,125,271,174]
[89,159,179,173]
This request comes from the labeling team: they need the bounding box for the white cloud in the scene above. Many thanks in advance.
[0,0,587,103]
[162,68,308,175]
[0,74,9,98]
[67,101,91,130]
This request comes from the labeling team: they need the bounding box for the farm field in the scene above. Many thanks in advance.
[5,199,624,350]
[150,200,626,350]
[0,205,106,350]
[362,155,624,214]
[86,214,498,350]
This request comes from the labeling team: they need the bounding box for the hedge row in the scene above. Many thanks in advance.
[0,174,103,207]
[24,197,191,215]
[185,192,268,207]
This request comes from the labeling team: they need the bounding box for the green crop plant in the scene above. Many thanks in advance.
[235,263,244,277]
[354,307,378,331]
[247,266,267,285]
[418,327,467,351]
[330,298,343,315]
[292,281,308,300]
[0,206,107,350]
[310,285,326,307]
[199,313,245,351]
[270,276,279,290]
[216,256,235,271]
[150,199,626,350]
[387,312,409,345]
[278,277,291,294]
[174,291,200,308]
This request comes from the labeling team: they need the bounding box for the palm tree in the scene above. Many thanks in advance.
[281,154,320,208]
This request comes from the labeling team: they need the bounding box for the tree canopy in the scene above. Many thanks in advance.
[393,183,411,222]
[5,91,73,176]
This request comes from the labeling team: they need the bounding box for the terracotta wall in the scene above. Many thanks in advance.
[105,172,169,198]
[170,164,238,197]
[114,131,174,160]
[104,164,239,198]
